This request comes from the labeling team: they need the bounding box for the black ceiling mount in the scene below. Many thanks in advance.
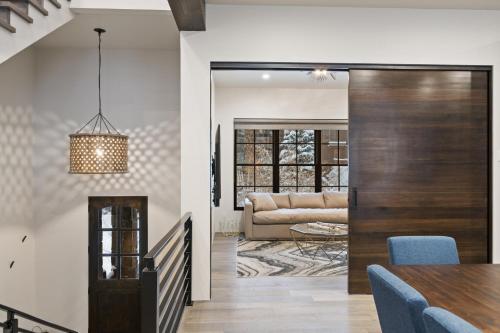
[94,27,106,34]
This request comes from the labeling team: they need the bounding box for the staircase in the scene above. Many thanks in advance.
[0,0,74,64]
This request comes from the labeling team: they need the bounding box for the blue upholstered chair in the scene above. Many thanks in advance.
[387,236,460,265]
[423,307,482,333]
[367,264,429,333]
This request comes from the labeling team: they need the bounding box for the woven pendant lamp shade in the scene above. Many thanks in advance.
[69,28,128,174]
[69,133,128,174]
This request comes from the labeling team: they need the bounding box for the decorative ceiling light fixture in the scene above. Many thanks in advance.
[69,28,128,174]
[308,68,337,83]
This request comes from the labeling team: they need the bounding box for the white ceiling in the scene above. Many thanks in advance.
[213,70,349,89]
[35,13,179,49]
[207,0,500,10]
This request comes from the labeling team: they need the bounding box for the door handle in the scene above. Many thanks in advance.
[351,187,357,209]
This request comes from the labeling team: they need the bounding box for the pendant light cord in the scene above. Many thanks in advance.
[75,28,121,135]
[98,30,102,116]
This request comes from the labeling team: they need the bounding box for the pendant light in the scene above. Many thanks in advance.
[69,28,128,174]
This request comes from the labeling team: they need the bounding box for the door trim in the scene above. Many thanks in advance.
[211,62,492,72]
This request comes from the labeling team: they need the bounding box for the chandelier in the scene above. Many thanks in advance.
[307,68,337,83]
[69,28,128,174]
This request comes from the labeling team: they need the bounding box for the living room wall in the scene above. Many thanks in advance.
[181,5,500,301]
[212,87,348,233]
[32,47,180,332]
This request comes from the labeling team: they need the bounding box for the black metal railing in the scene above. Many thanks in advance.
[0,304,77,333]
[141,212,193,333]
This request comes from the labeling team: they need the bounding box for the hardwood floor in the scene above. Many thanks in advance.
[179,235,381,333]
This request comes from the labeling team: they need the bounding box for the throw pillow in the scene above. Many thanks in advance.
[289,192,326,209]
[323,191,348,208]
[270,193,291,209]
[247,193,278,212]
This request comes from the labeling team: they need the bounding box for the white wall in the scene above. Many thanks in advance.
[32,47,180,332]
[0,48,36,315]
[181,5,500,300]
[212,87,348,233]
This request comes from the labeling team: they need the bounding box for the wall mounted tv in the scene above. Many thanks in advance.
[212,125,221,207]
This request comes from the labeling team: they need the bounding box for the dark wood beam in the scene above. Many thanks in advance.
[168,0,205,31]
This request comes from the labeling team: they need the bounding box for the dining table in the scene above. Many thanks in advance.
[388,264,500,332]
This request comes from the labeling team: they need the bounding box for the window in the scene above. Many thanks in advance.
[235,130,274,208]
[320,130,349,193]
[279,130,315,193]
[234,128,348,209]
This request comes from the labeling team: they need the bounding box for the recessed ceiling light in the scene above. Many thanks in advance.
[262,73,271,80]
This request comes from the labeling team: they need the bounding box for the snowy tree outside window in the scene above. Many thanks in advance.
[235,128,348,208]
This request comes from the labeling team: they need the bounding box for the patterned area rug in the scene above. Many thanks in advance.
[237,239,348,277]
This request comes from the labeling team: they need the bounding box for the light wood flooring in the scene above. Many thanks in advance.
[178,235,381,333]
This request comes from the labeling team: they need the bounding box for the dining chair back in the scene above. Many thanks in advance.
[423,307,481,333]
[367,264,429,333]
[387,236,460,265]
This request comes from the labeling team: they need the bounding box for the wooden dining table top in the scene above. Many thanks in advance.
[388,264,500,332]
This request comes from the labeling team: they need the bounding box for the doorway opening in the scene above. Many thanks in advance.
[208,62,492,296]
[210,68,350,285]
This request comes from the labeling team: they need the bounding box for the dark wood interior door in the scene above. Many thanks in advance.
[89,197,148,333]
[348,70,490,294]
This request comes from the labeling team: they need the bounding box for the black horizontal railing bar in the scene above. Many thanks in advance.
[167,284,189,333]
[158,259,189,319]
[164,265,189,317]
[160,273,188,333]
[158,265,189,331]
[169,282,189,333]
[156,228,189,271]
[0,304,77,333]
[143,213,191,268]
[145,226,181,271]
[156,236,183,273]
[0,322,32,333]
[158,245,184,291]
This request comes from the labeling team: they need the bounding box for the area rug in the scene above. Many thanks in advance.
[237,239,348,277]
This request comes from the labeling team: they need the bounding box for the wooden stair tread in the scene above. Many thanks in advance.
[0,7,15,32]
[28,0,48,16]
[46,0,60,9]
[0,1,33,23]
[0,0,70,33]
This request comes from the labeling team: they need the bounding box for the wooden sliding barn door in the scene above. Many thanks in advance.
[348,69,490,294]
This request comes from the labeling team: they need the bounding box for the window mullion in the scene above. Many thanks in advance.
[295,135,298,192]
[315,130,322,192]
[272,130,280,193]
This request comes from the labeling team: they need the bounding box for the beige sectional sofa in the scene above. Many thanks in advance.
[244,192,348,240]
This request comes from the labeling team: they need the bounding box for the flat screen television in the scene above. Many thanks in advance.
[212,125,221,207]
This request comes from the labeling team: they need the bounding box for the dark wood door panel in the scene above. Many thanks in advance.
[96,291,140,333]
[89,197,148,333]
[348,69,490,294]
[357,191,488,208]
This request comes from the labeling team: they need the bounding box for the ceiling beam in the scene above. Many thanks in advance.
[168,0,205,31]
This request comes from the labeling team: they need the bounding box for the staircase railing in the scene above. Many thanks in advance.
[0,304,77,333]
[141,212,193,333]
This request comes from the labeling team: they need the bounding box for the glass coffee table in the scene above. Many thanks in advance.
[289,222,348,262]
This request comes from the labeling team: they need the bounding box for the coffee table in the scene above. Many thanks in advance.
[289,222,348,262]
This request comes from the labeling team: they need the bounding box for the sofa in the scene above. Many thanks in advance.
[244,192,348,240]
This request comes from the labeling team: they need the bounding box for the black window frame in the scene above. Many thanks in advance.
[234,129,348,210]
